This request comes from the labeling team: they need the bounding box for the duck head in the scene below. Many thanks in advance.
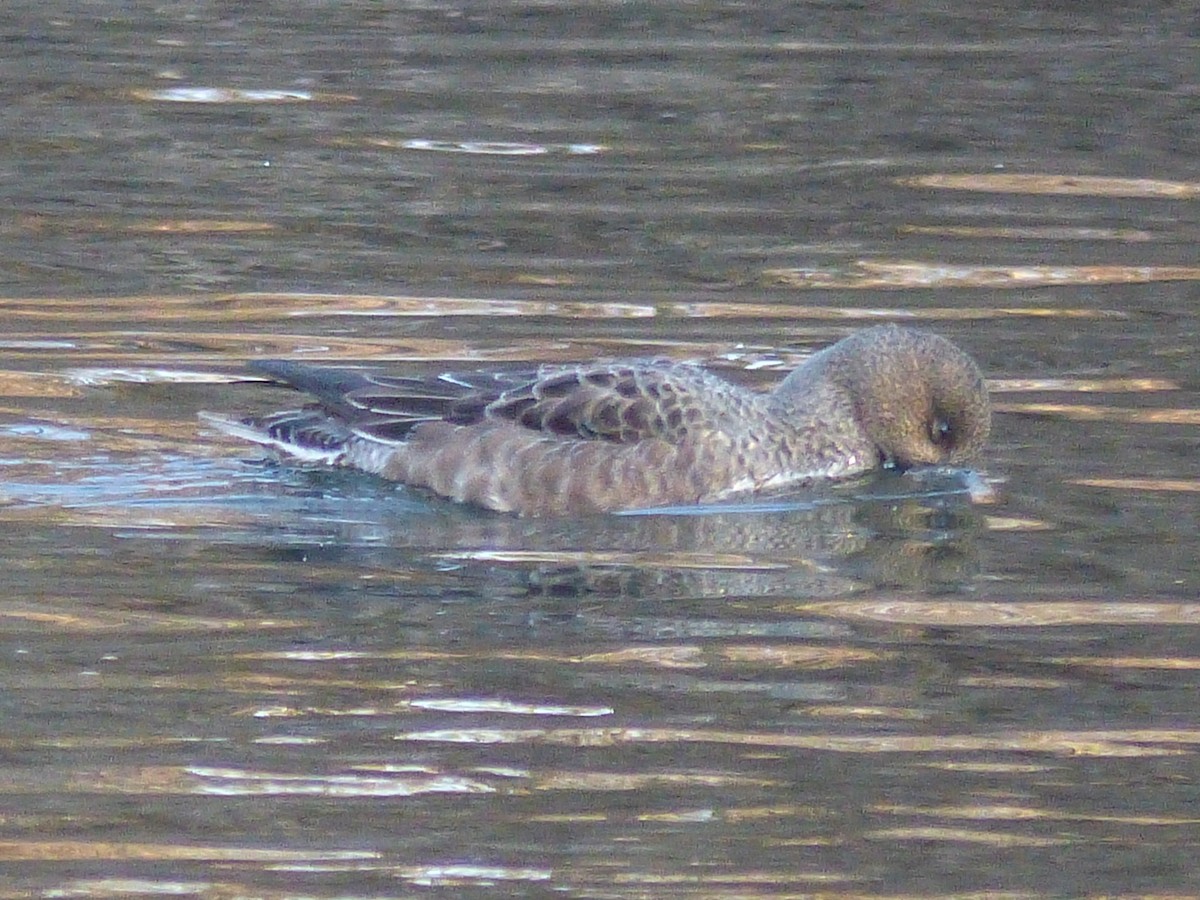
[781,325,991,470]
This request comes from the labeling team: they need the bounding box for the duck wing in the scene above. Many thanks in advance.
[483,360,713,444]
[249,358,720,446]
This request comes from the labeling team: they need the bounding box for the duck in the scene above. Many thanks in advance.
[203,324,990,516]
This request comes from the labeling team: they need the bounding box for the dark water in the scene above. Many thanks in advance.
[1,2,1199,896]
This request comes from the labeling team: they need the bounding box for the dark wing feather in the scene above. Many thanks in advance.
[251,359,723,446]
[249,361,538,443]
[484,360,710,444]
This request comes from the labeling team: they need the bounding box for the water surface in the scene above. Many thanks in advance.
[2,2,1199,896]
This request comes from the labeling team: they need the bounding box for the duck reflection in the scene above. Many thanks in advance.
[255,468,989,603]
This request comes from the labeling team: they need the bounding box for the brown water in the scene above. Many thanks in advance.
[2,2,1199,896]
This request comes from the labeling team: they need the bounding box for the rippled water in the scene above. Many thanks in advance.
[2,2,1199,896]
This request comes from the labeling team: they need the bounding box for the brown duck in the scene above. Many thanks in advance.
[204,324,990,516]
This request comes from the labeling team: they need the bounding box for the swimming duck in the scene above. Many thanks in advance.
[204,324,990,516]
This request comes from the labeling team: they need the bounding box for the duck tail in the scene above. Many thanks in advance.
[199,410,352,465]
